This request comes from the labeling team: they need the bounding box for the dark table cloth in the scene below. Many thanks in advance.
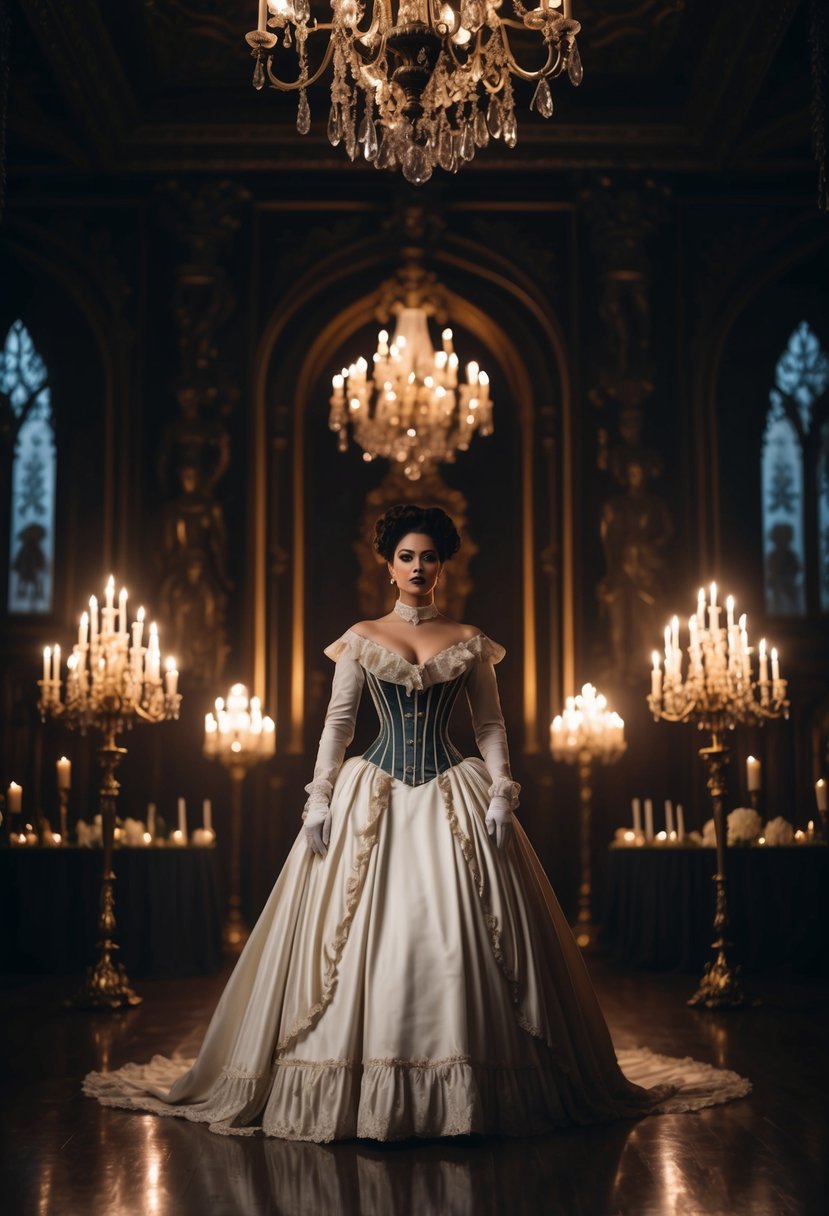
[602,845,829,974]
[0,846,223,977]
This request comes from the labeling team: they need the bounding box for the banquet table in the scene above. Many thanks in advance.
[0,845,223,977]
[602,844,829,974]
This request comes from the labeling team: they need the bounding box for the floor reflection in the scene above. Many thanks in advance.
[158,1117,635,1216]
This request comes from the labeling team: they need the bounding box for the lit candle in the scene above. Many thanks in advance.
[644,798,654,842]
[631,797,642,836]
[147,802,157,839]
[664,799,674,837]
[697,587,706,627]
[708,581,719,631]
[79,611,89,648]
[164,657,179,697]
[52,643,61,683]
[676,804,685,841]
[807,819,815,839]
[89,595,98,644]
[177,797,187,839]
[56,756,72,790]
[758,638,768,684]
[203,799,212,832]
[771,647,780,683]
[118,587,128,636]
[105,574,115,632]
[132,606,145,651]
[817,779,828,812]
[746,755,761,792]
[726,595,734,630]
[7,782,22,813]
[43,645,51,685]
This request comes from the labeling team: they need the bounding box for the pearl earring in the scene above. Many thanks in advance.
[390,577,395,585]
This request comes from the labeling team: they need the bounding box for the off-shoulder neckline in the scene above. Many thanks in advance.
[344,627,484,670]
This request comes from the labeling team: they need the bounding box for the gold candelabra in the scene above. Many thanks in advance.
[38,576,181,1010]
[648,583,789,1009]
[551,684,626,950]
[204,685,275,952]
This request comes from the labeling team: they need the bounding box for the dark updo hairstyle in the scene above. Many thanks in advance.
[373,504,461,563]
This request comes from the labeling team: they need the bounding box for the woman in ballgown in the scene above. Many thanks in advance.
[85,504,749,1141]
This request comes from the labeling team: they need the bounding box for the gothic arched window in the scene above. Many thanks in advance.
[1,321,56,614]
[761,321,829,616]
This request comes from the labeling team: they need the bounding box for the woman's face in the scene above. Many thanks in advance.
[389,532,442,598]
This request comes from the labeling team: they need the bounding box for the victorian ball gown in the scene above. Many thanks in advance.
[84,628,750,1141]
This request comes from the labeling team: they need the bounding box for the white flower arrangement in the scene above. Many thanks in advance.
[763,816,795,846]
[727,806,762,845]
[75,814,102,847]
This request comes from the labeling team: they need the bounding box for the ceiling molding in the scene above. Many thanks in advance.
[17,0,137,162]
[686,0,801,162]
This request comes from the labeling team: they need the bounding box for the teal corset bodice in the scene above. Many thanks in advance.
[362,670,467,786]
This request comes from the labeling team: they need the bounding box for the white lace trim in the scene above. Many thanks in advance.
[487,775,521,811]
[302,777,333,814]
[275,769,391,1053]
[323,630,505,693]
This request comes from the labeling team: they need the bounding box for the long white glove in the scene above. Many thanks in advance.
[303,654,365,856]
[466,659,520,849]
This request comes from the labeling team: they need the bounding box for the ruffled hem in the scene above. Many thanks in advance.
[323,630,505,693]
[84,1049,750,1143]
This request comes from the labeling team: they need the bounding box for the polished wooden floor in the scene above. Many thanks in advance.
[1,959,826,1216]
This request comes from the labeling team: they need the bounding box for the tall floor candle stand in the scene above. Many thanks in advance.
[39,578,180,1009]
[551,684,626,950]
[649,585,789,1008]
[205,685,275,952]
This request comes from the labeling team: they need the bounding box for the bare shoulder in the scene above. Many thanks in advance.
[348,618,392,640]
[452,622,483,641]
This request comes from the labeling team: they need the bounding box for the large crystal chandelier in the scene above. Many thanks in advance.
[246,1,582,183]
[328,260,492,479]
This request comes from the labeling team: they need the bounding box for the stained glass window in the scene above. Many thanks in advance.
[1,321,56,614]
[761,322,829,616]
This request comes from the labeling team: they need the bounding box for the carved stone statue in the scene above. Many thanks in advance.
[598,454,673,685]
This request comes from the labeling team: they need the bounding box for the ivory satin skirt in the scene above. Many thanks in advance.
[84,757,750,1141]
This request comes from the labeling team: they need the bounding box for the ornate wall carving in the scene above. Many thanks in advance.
[156,178,249,687]
[582,176,674,684]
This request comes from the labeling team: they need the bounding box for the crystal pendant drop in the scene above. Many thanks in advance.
[473,107,489,147]
[252,57,265,91]
[344,118,358,161]
[503,111,518,148]
[358,114,369,144]
[402,144,432,186]
[327,104,342,147]
[531,78,553,119]
[459,123,474,161]
[437,124,454,171]
[568,41,583,86]
[296,90,311,135]
[487,96,502,139]
[375,133,393,169]
[363,119,378,162]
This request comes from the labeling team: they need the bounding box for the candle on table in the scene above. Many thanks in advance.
[177,797,187,839]
[664,799,674,837]
[746,755,761,792]
[56,756,71,790]
[632,797,642,836]
[644,798,654,842]
[807,819,815,839]
[203,799,212,832]
[7,782,22,813]
[816,779,828,812]
[676,804,685,841]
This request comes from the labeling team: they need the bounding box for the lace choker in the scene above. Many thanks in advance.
[394,600,439,626]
